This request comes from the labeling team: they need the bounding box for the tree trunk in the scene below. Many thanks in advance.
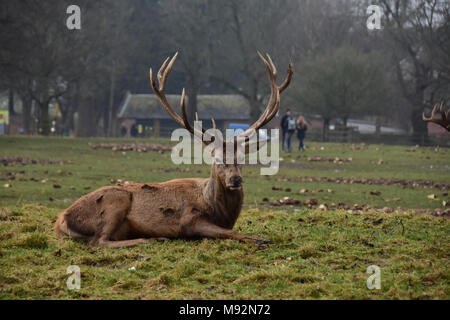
[39,100,50,135]
[409,87,429,145]
[8,89,15,116]
[375,116,381,138]
[62,103,76,136]
[77,82,97,137]
[322,118,330,142]
[22,96,32,134]
[63,81,79,136]
[187,76,199,122]
[107,64,116,137]
[410,105,429,145]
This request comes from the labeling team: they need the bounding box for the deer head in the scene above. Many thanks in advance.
[423,100,450,132]
[150,52,293,191]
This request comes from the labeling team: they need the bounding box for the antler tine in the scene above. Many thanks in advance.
[279,60,293,94]
[258,53,279,126]
[262,58,293,125]
[150,68,184,128]
[265,53,277,78]
[440,100,447,120]
[150,52,192,131]
[157,56,171,88]
[236,52,281,144]
[158,52,178,91]
[423,102,441,121]
[422,100,450,131]
[179,88,192,131]
[179,88,205,141]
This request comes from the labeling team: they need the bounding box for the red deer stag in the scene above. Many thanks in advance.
[423,100,450,132]
[54,52,292,247]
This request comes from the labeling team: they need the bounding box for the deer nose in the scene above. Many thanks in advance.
[230,176,242,186]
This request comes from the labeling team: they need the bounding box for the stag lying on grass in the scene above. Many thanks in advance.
[423,100,450,132]
[55,52,292,247]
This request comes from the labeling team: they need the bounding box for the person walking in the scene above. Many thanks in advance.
[281,110,296,152]
[280,109,290,151]
[296,116,308,151]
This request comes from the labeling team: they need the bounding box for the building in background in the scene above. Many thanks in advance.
[117,92,251,137]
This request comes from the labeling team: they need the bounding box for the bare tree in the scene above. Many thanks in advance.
[378,0,450,142]
[292,47,392,141]
[158,0,218,121]
[206,0,297,122]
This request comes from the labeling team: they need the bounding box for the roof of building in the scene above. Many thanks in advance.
[118,92,250,120]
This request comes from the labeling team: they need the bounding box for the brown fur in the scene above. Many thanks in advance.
[54,163,268,247]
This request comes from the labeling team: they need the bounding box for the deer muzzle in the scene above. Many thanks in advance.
[227,176,243,190]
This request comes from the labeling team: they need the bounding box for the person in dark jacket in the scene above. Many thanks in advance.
[296,116,308,151]
[280,109,291,151]
[281,109,296,152]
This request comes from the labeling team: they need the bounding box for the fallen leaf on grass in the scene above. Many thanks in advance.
[372,218,383,225]
[155,285,167,291]
[382,207,394,213]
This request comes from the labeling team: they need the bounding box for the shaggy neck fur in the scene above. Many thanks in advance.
[203,164,243,229]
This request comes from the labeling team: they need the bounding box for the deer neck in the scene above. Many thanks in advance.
[203,164,243,229]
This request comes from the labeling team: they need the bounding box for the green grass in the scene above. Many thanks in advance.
[0,136,449,299]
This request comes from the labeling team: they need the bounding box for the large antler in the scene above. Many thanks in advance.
[150,52,293,148]
[150,52,214,142]
[236,52,293,144]
[423,100,450,132]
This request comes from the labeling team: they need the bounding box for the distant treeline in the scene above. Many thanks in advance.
[0,0,448,142]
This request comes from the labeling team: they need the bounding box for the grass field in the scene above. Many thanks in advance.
[0,136,449,299]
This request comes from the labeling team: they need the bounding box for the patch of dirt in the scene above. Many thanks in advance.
[263,197,450,219]
[276,176,450,191]
[89,143,171,153]
[306,156,352,164]
[0,157,63,166]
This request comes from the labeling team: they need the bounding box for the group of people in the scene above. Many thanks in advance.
[280,109,308,153]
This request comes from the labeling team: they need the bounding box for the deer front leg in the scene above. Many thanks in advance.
[94,238,148,248]
[190,220,272,244]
